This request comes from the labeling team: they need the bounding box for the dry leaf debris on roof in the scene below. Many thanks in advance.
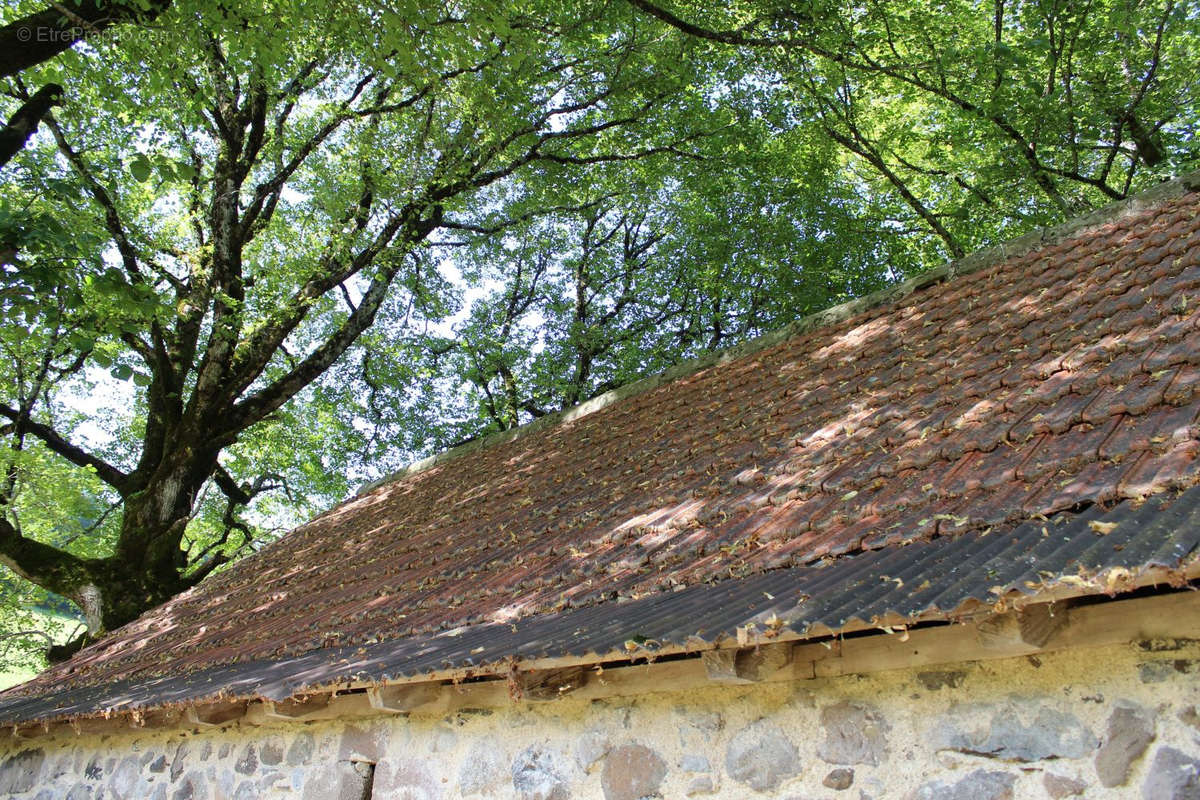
[3,177,1199,717]
[0,483,1196,725]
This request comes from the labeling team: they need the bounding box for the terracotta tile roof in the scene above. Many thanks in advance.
[3,172,1200,721]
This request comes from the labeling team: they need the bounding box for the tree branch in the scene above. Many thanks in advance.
[628,0,1074,213]
[223,191,431,405]
[45,113,146,282]
[212,463,251,505]
[0,516,97,599]
[625,0,776,46]
[226,208,441,432]
[0,0,173,78]
[0,404,131,492]
[0,83,62,169]
[440,194,615,236]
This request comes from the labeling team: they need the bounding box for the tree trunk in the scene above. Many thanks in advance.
[1,510,192,660]
[10,441,221,661]
[42,562,189,661]
[105,444,219,621]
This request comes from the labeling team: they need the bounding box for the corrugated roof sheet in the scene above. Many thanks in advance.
[1,484,1196,725]
[2,172,1199,724]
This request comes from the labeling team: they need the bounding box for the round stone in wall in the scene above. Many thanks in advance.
[511,745,571,800]
[724,720,801,792]
[601,744,667,800]
[818,701,890,766]
[823,767,854,790]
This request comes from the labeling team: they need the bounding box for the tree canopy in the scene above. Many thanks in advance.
[0,0,1196,671]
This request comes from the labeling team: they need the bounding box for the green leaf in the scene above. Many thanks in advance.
[129,155,152,183]
[45,178,76,197]
[110,364,133,381]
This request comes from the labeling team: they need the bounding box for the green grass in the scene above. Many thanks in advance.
[0,607,82,690]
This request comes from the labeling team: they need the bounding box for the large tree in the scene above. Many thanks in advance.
[0,0,705,654]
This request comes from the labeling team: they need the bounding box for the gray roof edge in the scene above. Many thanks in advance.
[5,485,1199,726]
[356,169,1200,496]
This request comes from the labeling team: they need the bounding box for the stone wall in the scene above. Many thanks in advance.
[1,638,1198,799]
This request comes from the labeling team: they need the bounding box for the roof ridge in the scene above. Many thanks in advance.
[356,169,1200,496]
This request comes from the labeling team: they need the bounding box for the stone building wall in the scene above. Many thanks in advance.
[1,638,1198,799]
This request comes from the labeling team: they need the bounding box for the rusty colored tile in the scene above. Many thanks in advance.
[1036,458,1127,511]
[1007,388,1091,441]
[1102,370,1177,417]
[1165,364,1200,406]
[1095,348,1152,387]
[858,509,941,550]
[1117,442,1200,498]
[1153,398,1200,443]
[891,436,946,472]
